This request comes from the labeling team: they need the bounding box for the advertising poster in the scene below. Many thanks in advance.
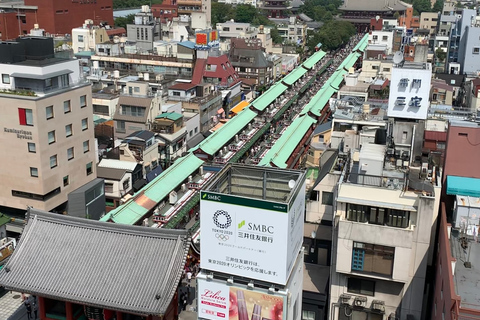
[198,279,284,320]
[200,187,305,285]
[200,192,290,284]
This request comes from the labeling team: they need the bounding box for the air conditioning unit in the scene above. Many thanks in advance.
[371,300,385,313]
[169,191,178,205]
[354,296,367,308]
[199,166,204,175]
[181,184,187,192]
[340,294,352,305]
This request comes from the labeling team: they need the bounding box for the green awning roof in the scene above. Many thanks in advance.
[0,213,11,226]
[156,112,183,121]
[302,50,326,69]
[251,83,288,112]
[446,176,480,197]
[282,67,308,86]
[192,108,257,156]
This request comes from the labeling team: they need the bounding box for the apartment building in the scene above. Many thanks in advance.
[330,143,441,320]
[127,6,162,53]
[0,37,97,213]
[113,81,162,139]
[72,20,110,54]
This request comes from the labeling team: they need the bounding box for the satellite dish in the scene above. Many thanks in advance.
[288,180,296,189]
[393,51,404,65]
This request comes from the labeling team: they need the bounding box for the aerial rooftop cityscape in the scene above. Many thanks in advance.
[0,0,479,320]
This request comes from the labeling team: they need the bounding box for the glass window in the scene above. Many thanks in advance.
[83,140,90,153]
[86,161,93,175]
[473,47,480,54]
[18,108,34,126]
[352,242,394,277]
[78,35,84,42]
[321,191,333,205]
[46,106,54,120]
[63,175,69,186]
[67,147,74,160]
[116,120,126,133]
[123,178,130,190]
[81,118,88,131]
[2,74,10,84]
[50,155,57,168]
[65,124,73,137]
[48,131,56,144]
[28,142,36,153]
[387,210,410,228]
[30,167,38,177]
[368,207,385,225]
[347,278,375,296]
[302,311,315,320]
[80,95,87,108]
[347,204,367,222]
[64,100,71,113]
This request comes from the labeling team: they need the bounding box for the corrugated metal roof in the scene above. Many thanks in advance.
[282,67,307,86]
[107,154,204,225]
[302,50,326,69]
[447,176,480,197]
[259,115,316,168]
[0,209,190,316]
[98,159,139,171]
[178,41,196,49]
[251,83,288,112]
[193,108,257,156]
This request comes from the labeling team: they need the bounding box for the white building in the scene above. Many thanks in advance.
[387,61,432,120]
[72,19,110,54]
[369,31,394,54]
[329,143,441,320]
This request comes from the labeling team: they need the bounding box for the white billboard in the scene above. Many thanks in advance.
[197,278,286,320]
[200,183,305,285]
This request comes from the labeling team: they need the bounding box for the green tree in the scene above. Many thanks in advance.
[306,20,355,52]
[114,14,135,29]
[270,27,283,44]
[432,0,444,12]
[211,2,235,26]
[435,47,446,62]
[235,4,258,23]
[298,0,343,22]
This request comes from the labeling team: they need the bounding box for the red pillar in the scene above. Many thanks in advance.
[116,311,123,320]
[65,302,74,320]
[38,297,47,320]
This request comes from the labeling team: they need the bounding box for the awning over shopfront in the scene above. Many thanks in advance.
[447,176,480,197]
[230,100,250,114]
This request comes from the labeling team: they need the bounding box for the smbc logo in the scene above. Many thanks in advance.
[238,220,274,234]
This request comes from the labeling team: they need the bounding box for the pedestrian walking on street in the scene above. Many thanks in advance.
[24,300,32,320]
[33,301,38,320]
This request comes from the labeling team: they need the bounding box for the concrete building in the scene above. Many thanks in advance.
[0,37,97,213]
[117,130,161,177]
[369,31,394,55]
[71,20,110,54]
[96,166,134,211]
[216,21,259,51]
[457,9,480,75]
[466,78,480,112]
[430,79,454,106]
[271,17,307,45]
[0,0,113,40]
[420,12,439,35]
[177,0,211,29]
[127,6,162,53]
[152,112,188,168]
[330,142,441,320]
[306,122,332,167]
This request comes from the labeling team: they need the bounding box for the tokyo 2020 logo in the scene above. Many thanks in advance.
[213,210,232,229]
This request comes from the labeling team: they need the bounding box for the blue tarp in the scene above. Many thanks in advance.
[446,176,480,197]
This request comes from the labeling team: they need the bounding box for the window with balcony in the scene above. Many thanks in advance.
[352,242,394,277]
[120,105,145,117]
[347,277,375,296]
